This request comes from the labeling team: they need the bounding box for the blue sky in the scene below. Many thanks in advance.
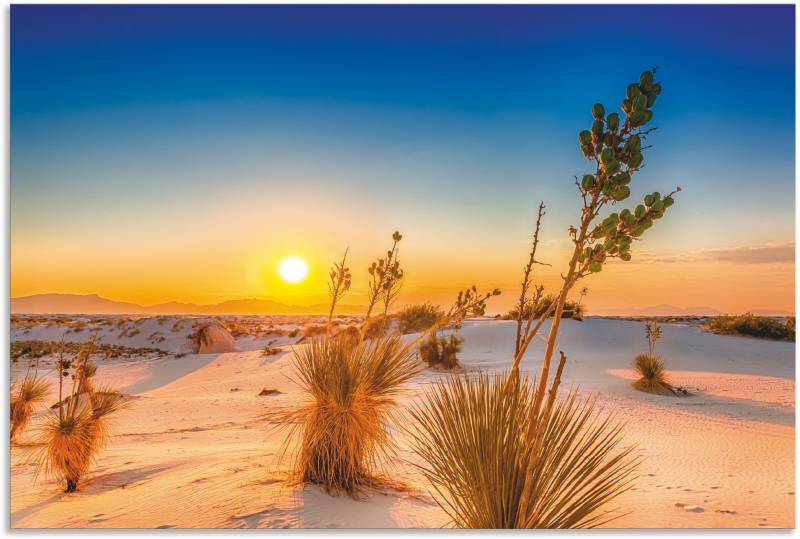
[10,5,796,312]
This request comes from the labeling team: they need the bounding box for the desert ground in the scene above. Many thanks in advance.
[10,315,795,528]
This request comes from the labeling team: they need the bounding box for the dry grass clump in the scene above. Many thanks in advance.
[281,335,419,495]
[408,374,638,528]
[397,303,444,334]
[11,373,50,442]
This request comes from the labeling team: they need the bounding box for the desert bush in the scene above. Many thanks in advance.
[705,313,794,341]
[397,303,444,334]
[504,295,585,321]
[11,340,167,362]
[297,324,326,343]
[11,373,50,442]
[281,335,418,495]
[335,325,361,342]
[362,315,391,340]
[419,332,464,370]
[408,374,637,528]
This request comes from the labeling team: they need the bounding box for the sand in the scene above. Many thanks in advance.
[10,317,795,528]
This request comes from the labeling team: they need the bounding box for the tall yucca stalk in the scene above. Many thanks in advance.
[11,373,50,442]
[408,374,638,528]
[282,334,419,495]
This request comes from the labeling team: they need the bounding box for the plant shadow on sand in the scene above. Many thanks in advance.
[79,464,172,494]
[606,369,794,427]
[228,484,421,528]
[122,354,223,394]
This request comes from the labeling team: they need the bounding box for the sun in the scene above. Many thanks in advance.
[278,257,309,284]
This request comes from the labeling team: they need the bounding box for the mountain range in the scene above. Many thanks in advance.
[594,304,793,317]
[10,293,365,316]
[10,294,793,317]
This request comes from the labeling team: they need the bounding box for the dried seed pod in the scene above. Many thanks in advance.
[612,185,631,201]
[626,83,641,99]
[606,112,620,131]
[640,70,654,88]
[604,159,620,175]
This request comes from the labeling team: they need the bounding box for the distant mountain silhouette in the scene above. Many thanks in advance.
[595,303,793,317]
[11,293,366,315]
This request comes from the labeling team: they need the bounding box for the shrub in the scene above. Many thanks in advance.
[297,324,327,343]
[281,335,418,495]
[705,313,795,341]
[504,295,585,321]
[408,374,638,528]
[397,303,444,334]
[11,373,50,442]
[632,354,672,394]
[419,332,463,370]
[362,315,390,340]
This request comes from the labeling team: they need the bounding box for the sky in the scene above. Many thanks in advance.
[10,5,796,314]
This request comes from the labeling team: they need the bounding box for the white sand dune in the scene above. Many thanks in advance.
[10,318,795,528]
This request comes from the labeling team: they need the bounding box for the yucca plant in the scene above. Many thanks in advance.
[281,334,419,495]
[408,374,638,528]
[632,353,671,394]
[33,394,94,492]
[11,373,50,442]
[408,70,678,528]
[31,339,128,492]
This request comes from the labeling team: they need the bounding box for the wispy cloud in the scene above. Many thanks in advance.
[629,242,795,265]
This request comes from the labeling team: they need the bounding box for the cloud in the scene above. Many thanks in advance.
[628,242,795,265]
[704,243,795,264]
